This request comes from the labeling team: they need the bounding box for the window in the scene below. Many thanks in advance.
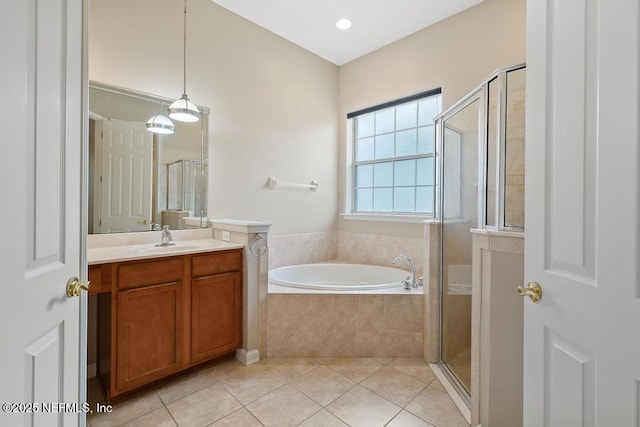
[349,89,441,216]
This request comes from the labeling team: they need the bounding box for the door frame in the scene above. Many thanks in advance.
[88,114,104,234]
[79,0,89,422]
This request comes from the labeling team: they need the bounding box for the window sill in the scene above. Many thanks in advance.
[341,213,435,224]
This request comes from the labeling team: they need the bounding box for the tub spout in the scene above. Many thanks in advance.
[392,255,416,288]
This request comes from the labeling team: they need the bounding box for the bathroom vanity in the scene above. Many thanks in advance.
[88,243,243,402]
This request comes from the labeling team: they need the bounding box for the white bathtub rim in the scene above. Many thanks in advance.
[268,262,424,295]
[268,282,424,295]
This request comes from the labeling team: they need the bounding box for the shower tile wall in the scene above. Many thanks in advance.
[486,68,526,229]
[157,149,201,213]
[505,85,525,228]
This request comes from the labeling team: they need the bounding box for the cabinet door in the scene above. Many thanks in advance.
[116,282,182,393]
[191,273,242,364]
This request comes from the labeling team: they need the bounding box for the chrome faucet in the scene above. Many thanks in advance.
[158,225,174,246]
[392,255,423,288]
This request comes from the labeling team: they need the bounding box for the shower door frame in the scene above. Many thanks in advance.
[435,87,484,405]
[485,64,527,232]
[433,63,526,405]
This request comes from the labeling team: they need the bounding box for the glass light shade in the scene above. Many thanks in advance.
[336,18,352,30]
[168,94,200,122]
[146,113,175,134]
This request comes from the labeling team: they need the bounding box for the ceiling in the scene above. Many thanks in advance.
[210,0,485,66]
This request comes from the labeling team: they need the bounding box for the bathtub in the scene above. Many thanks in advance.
[268,263,423,294]
[267,262,424,357]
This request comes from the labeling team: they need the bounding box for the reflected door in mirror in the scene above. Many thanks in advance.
[98,119,153,233]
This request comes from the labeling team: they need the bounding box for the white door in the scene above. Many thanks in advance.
[99,119,153,233]
[525,0,640,425]
[0,0,86,426]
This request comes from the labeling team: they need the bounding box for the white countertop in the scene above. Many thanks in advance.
[88,239,244,265]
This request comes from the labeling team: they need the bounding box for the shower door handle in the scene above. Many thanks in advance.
[517,282,542,303]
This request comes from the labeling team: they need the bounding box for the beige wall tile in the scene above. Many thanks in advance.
[268,232,338,270]
[267,294,423,358]
[356,295,385,332]
[355,332,385,358]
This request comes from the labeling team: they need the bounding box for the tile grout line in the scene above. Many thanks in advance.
[158,390,180,427]
[94,359,456,427]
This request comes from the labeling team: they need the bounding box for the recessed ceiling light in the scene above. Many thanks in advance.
[336,18,352,30]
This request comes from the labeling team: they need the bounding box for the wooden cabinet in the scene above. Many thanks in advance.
[190,273,242,364]
[94,248,243,401]
[116,282,183,393]
[88,265,111,294]
[190,251,243,364]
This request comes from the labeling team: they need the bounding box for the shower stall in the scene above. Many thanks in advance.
[166,159,208,214]
[160,159,208,228]
[435,64,526,402]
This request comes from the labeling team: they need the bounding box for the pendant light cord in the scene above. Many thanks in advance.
[182,0,187,96]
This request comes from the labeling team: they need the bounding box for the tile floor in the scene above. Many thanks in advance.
[88,357,469,427]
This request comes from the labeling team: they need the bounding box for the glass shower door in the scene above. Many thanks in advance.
[440,97,481,395]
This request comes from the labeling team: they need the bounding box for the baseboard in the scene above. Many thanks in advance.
[235,348,260,365]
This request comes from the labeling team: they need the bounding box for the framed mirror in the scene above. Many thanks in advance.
[88,82,209,233]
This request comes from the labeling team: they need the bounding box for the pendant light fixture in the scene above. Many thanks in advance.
[169,0,200,123]
[147,101,175,134]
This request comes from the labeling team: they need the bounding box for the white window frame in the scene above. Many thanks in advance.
[343,89,441,223]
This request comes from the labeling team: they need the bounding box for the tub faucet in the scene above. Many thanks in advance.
[392,255,421,288]
[159,225,174,246]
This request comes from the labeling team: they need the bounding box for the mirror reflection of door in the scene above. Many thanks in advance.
[95,118,153,233]
[88,82,209,234]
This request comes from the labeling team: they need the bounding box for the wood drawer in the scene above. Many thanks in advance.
[88,266,102,294]
[88,264,112,294]
[118,257,183,290]
[191,250,242,278]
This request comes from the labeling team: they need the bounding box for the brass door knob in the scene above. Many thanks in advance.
[517,282,542,303]
[66,276,91,297]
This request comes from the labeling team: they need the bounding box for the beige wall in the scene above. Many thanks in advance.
[338,0,526,238]
[90,0,525,237]
[89,0,339,236]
